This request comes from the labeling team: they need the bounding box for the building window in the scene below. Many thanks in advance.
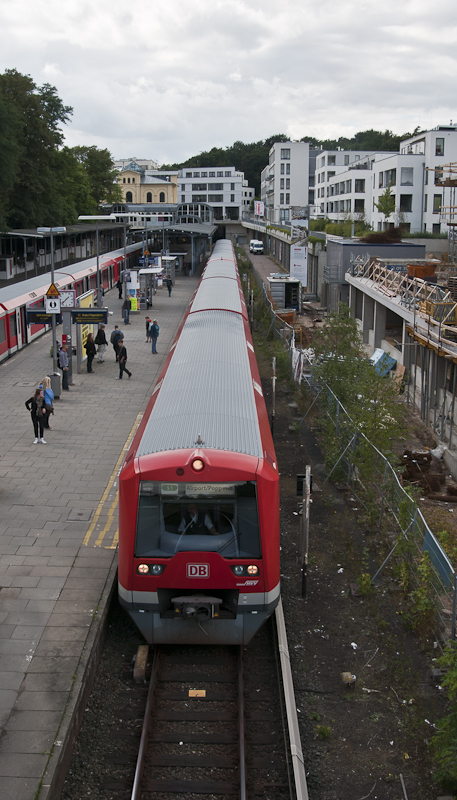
[379,173,383,188]
[280,179,284,190]
[209,171,215,177]
[231,194,234,202]
[435,168,444,185]
[159,192,165,202]
[147,192,152,202]
[181,195,185,203]
[132,177,135,183]
[211,183,223,191]
[424,195,427,212]
[208,194,223,202]
[286,179,290,189]
[127,178,130,184]
[193,172,200,177]
[201,172,207,177]
[328,155,336,165]
[285,193,290,204]
[280,149,290,159]
[186,172,192,177]
[123,178,126,183]
[433,194,442,212]
[280,193,284,204]
[192,195,206,202]
[327,171,335,180]
[217,171,223,177]
[400,195,412,212]
[286,164,290,175]
[231,183,235,190]
[354,198,365,213]
[401,167,414,185]
[347,199,351,212]
[225,171,231,177]
[344,155,349,165]
[436,138,445,156]
[354,179,365,193]
[385,169,396,186]
[126,191,132,202]
[433,223,441,234]
[346,180,352,192]
[280,164,284,175]
[192,184,207,191]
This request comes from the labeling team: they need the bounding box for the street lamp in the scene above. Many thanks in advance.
[78,215,116,307]
[37,226,66,374]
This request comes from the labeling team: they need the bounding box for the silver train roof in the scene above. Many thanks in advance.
[137,310,262,458]
[190,278,244,315]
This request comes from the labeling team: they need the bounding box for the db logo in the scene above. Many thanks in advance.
[187,564,209,578]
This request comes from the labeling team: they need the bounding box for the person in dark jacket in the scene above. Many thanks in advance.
[116,339,132,379]
[110,326,123,361]
[122,297,131,325]
[166,278,173,296]
[178,504,218,535]
[25,388,47,444]
[85,333,96,373]
[94,325,108,363]
[116,278,123,299]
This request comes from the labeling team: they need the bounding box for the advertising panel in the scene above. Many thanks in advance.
[254,201,265,217]
[290,245,308,287]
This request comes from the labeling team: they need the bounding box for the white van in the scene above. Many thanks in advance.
[249,239,264,255]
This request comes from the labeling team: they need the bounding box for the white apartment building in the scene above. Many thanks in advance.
[313,125,457,234]
[114,158,159,171]
[261,142,310,224]
[177,168,254,221]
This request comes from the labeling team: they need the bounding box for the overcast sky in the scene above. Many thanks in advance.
[1,0,456,165]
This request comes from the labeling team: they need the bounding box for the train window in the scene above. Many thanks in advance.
[0,318,5,344]
[10,315,17,338]
[134,481,261,559]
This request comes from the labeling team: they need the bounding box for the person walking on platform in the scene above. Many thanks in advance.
[85,332,96,373]
[116,278,123,299]
[95,324,108,362]
[110,325,123,361]
[25,388,47,444]
[166,277,173,297]
[150,319,159,354]
[59,344,70,391]
[122,297,131,325]
[116,339,132,379]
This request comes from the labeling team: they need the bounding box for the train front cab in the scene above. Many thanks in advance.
[118,450,280,646]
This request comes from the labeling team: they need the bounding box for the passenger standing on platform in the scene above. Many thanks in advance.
[122,297,131,325]
[95,325,108,362]
[85,333,96,373]
[25,388,47,444]
[40,376,54,430]
[116,278,123,299]
[110,325,123,361]
[150,319,159,354]
[145,316,152,342]
[166,278,173,296]
[116,339,132,379]
[59,344,70,391]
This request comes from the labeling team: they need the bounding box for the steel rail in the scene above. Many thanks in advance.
[275,596,309,800]
[130,646,160,800]
[237,646,247,800]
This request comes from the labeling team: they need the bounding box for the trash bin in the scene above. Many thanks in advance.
[51,372,61,400]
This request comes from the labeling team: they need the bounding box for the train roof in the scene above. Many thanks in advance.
[203,258,239,280]
[190,278,246,317]
[137,310,263,459]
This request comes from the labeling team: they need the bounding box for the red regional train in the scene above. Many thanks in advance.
[118,239,280,645]
[0,243,141,363]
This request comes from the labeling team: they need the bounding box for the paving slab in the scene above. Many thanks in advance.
[0,275,199,798]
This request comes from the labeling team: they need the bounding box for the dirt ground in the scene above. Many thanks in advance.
[257,348,450,800]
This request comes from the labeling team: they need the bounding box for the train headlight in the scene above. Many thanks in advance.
[137,564,165,575]
[191,458,205,472]
[232,565,245,576]
[231,565,260,577]
[247,565,259,575]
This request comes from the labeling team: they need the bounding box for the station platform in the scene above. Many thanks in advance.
[0,274,199,799]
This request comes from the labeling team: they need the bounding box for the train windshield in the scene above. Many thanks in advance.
[135,481,261,558]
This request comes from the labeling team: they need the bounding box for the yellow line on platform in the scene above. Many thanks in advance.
[83,412,143,547]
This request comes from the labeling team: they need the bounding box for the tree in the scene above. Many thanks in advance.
[374,181,396,223]
[69,146,122,205]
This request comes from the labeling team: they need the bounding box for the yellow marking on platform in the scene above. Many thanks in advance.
[83,412,143,547]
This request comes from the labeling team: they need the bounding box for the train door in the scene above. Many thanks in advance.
[15,307,26,349]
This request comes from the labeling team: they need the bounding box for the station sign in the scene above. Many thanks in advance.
[71,308,108,325]
[46,297,61,314]
[27,310,62,325]
[71,309,108,324]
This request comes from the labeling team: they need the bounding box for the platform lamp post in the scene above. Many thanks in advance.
[78,215,116,307]
[37,226,66,374]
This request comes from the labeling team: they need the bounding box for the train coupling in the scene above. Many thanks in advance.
[172,594,223,620]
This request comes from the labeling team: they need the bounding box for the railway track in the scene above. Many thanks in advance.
[131,600,307,800]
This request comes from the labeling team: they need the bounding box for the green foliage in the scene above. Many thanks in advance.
[408,552,436,635]
[309,216,371,237]
[305,128,411,153]
[375,181,396,221]
[431,643,457,790]
[315,724,332,739]
[358,548,372,595]
[0,69,120,229]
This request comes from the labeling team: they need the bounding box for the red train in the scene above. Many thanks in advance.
[0,245,141,363]
[118,239,280,645]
